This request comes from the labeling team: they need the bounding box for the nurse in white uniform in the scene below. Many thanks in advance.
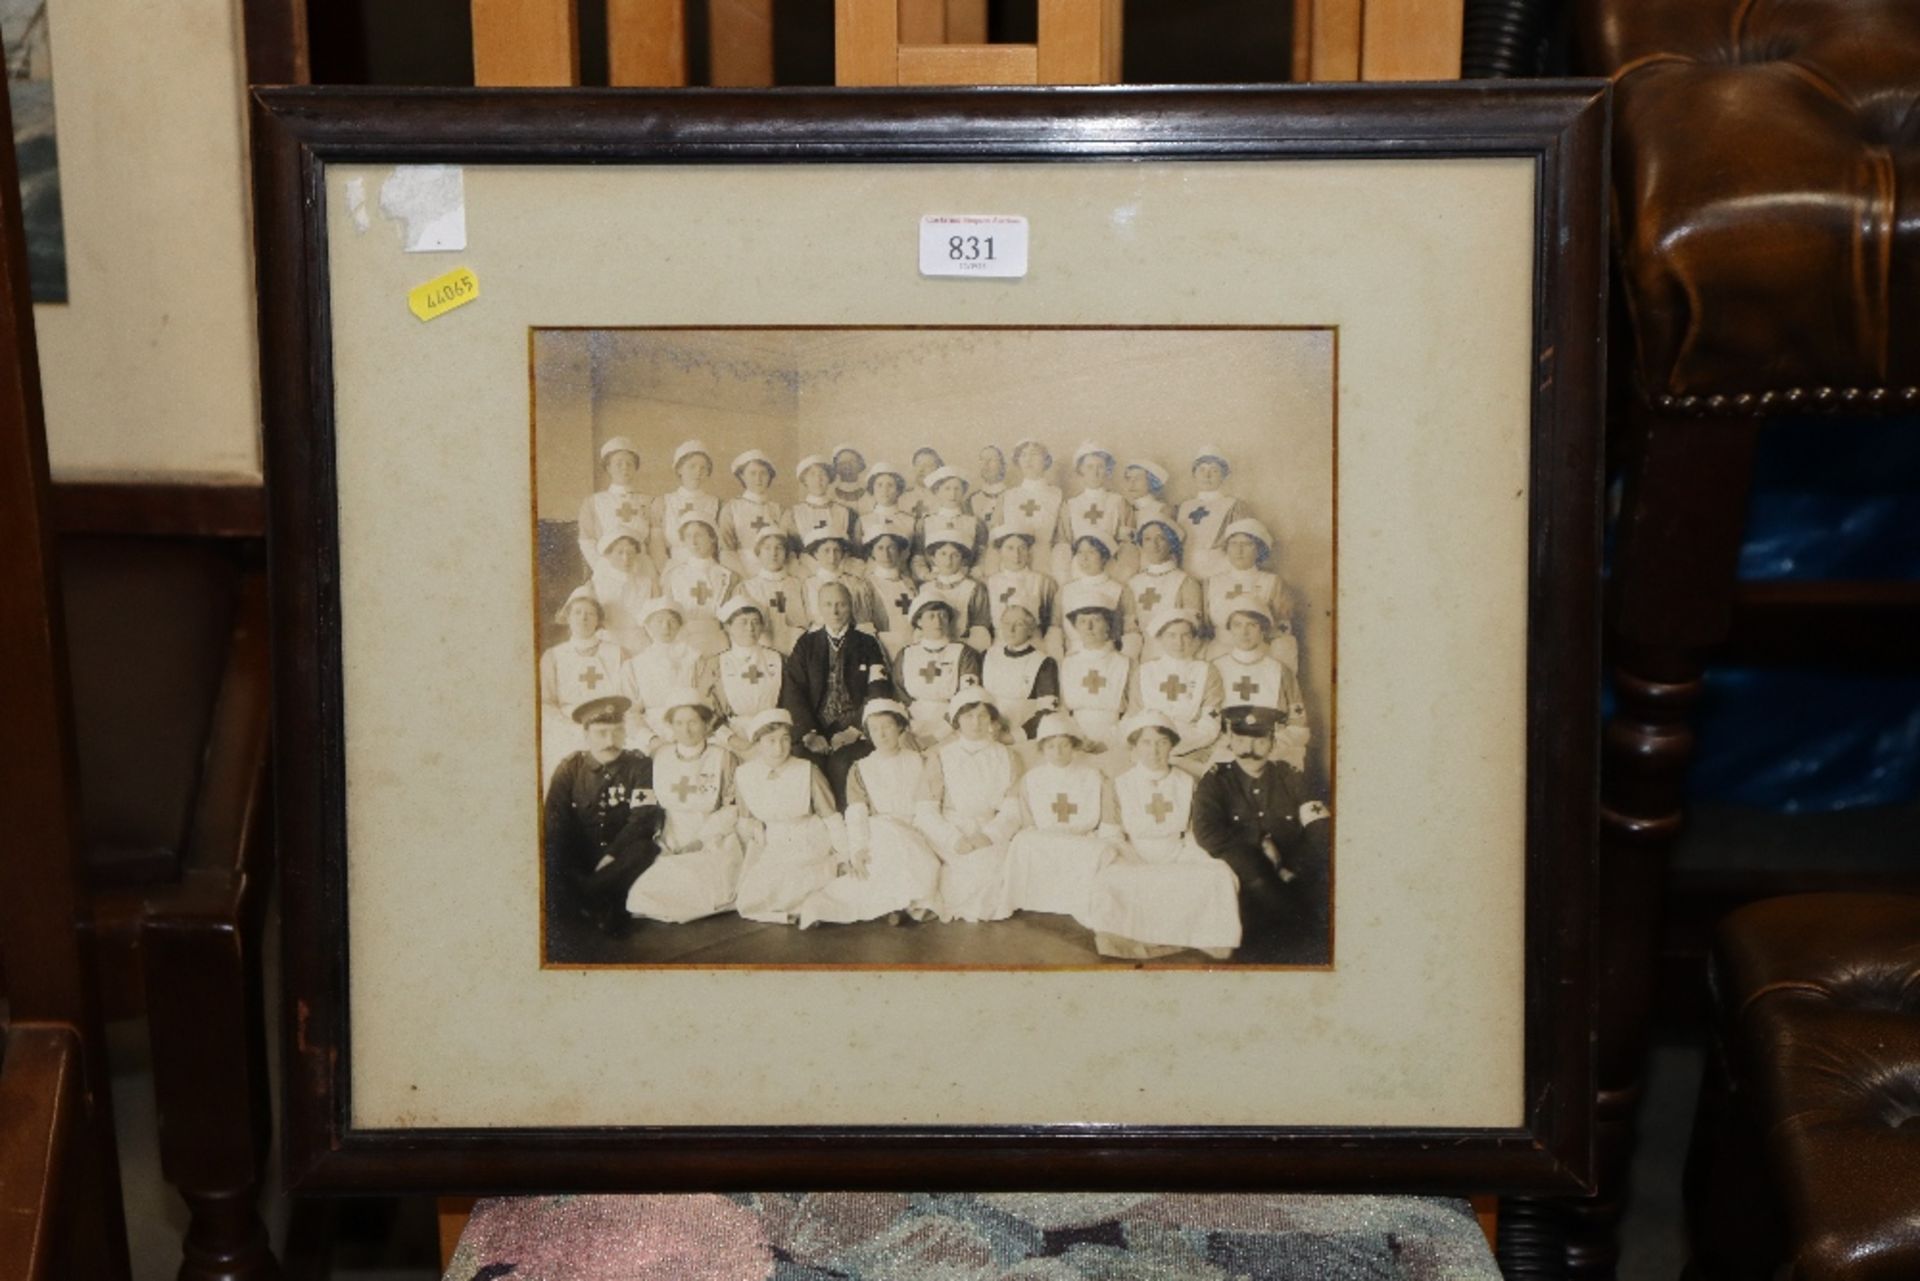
[798,698,942,927]
[625,689,743,923]
[913,682,1023,922]
[1085,711,1242,958]
[730,709,845,924]
[1003,714,1123,919]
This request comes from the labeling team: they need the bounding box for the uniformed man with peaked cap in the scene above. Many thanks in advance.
[1190,704,1332,963]
[542,694,662,935]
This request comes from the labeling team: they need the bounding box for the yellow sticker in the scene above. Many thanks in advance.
[407,266,479,322]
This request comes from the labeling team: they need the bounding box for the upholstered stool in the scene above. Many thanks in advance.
[443,1193,1504,1279]
[1685,894,1920,1280]
[1558,4,1920,1276]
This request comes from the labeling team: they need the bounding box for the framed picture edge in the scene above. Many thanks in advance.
[254,81,1607,1196]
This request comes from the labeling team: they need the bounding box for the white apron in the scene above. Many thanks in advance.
[542,636,626,786]
[1211,651,1310,770]
[732,757,838,923]
[1086,766,1241,952]
[799,750,941,926]
[1004,762,1114,918]
[625,745,741,922]
[916,738,1018,922]
[1176,491,1240,579]
[656,488,722,562]
[662,558,734,658]
[578,485,652,573]
[896,641,968,744]
[621,642,701,750]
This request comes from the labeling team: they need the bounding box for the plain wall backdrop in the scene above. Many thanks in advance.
[533,325,1335,767]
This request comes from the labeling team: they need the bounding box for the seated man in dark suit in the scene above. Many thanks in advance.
[1191,704,1332,964]
[779,580,893,804]
[542,695,663,934]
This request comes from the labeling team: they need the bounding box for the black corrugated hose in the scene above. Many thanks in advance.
[1461,0,1561,77]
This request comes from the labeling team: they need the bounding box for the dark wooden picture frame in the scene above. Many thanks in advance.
[254,83,1607,1195]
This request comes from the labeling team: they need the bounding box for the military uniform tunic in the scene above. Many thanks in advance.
[543,748,661,926]
[1191,758,1332,963]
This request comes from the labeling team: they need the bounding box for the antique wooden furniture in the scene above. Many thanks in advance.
[471,0,782,85]
[836,0,1120,86]
[1685,894,1920,1280]
[1292,0,1466,80]
[0,68,133,1281]
[1547,2,1920,1278]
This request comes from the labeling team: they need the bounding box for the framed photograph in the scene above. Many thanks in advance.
[24,0,269,486]
[256,83,1605,1193]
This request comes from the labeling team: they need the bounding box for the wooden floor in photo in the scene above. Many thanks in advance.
[546,909,1318,968]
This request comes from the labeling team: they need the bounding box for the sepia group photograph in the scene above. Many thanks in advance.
[534,326,1336,970]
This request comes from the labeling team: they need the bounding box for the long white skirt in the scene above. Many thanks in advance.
[626,829,744,924]
[1084,838,1241,951]
[935,841,1013,923]
[734,817,838,923]
[1004,830,1115,918]
[797,815,942,927]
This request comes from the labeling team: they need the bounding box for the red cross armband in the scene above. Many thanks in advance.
[1299,800,1330,825]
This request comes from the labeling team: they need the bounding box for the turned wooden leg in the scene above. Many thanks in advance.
[142,573,276,1281]
[1503,410,1761,1278]
[1566,411,1762,1280]
[146,880,277,1281]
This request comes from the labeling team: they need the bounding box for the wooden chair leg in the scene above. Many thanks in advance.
[147,897,276,1281]
[1579,410,1762,1280]
[1505,410,1762,1281]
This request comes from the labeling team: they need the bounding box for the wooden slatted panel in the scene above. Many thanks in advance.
[835,0,899,85]
[897,42,1039,83]
[1306,0,1363,80]
[947,0,990,44]
[1035,0,1105,83]
[900,0,947,43]
[471,0,579,85]
[1359,0,1463,78]
[709,0,776,85]
[1291,0,1313,80]
[608,0,688,85]
[1101,0,1123,82]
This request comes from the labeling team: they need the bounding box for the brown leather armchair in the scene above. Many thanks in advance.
[1686,894,1920,1281]
[1546,2,1920,1278]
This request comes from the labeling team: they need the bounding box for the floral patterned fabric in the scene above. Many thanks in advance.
[444,1192,1500,1280]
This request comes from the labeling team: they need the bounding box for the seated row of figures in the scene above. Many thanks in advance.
[576,435,1280,591]
[545,690,1331,962]
[575,503,1296,667]
[538,582,1310,789]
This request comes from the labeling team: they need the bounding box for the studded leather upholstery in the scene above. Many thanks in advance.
[1713,894,1920,1280]
[1580,0,1920,414]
